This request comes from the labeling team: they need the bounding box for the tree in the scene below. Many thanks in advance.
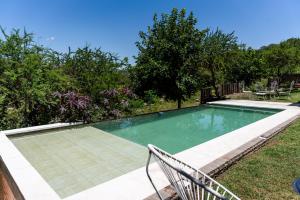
[0,27,134,129]
[262,40,300,80]
[63,46,128,102]
[131,8,206,108]
[200,29,238,97]
[225,47,265,86]
[0,28,71,129]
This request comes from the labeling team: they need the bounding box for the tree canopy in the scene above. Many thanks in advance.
[0,8,300,130]
[131,8,206,108]
[0,28,132,130]
[0,28,70,128]
[261,39,300,80]
[199,29,239,96]
[225,47,265,86]
[63,46,128,101]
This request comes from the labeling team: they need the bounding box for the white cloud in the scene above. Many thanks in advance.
[46,36,55,41]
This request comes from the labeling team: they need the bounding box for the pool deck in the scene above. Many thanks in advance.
[9,127,148,198]
[1,100,300,200]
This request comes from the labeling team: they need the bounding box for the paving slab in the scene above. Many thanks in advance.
[10,126,148,198]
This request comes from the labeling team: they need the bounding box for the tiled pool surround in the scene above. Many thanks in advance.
[1,100,300,200]
[9,127,148,198]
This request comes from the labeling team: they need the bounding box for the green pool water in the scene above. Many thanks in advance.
[94,105,281,154]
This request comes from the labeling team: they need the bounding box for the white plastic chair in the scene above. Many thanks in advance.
[146,144,240,200]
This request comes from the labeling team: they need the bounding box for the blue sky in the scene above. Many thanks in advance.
[1,0,300,63]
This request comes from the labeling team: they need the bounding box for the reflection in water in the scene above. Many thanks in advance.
[94,105,279,154]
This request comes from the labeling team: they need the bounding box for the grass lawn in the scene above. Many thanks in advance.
[133,92,200,115]
[217,119,300,200]
[227,90,300,104]
[137,90,300,116]
[136,90,300,116]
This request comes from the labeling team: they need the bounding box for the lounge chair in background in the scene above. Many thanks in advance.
[240,81,252,93]
[146,144,240,200]
[255,81,278,99]
[278,80,295,97]
[268,80,278,98]
[255,84,268,99]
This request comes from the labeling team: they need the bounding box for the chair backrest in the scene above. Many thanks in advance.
[270,81,278,91]
[255,84,261,92]
[290,81,295,92]
[240,81,245,92]
[147,144,240,200]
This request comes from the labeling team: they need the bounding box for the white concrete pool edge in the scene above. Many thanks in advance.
[1,100,300,200]
[0,122,83,199]
[0,131,60,199]
[2,122,82,136]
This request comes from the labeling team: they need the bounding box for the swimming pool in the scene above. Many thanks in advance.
[94,105,280,154]
[8,104,281,197]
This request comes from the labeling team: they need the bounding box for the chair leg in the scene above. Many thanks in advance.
[146,152,164,200]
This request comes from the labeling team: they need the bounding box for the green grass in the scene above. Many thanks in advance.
[227,90,300,103]
[135,90,300,116]
[217,119,300,200]
[136,90,300,116]
[133,92,200,115]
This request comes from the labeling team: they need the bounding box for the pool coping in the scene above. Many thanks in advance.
[1,100,300,200]
[4,105,202,138]
[144,101,300,199]
[0,130,61,199]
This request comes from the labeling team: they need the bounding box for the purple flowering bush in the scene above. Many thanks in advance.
[99,87,139,119]
[53,91,93,122]
[52,87,142,122]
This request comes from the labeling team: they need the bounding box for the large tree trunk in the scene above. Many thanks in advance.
[210,69,219,98]
[177,98,182,109]
[277,67,281,84]
[212,84,219,98]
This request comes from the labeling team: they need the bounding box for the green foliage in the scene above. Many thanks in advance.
[98,87,138,119]
[0,28,71,129]
[250,79,268,91]
[200,29,238,96]
[0,28,132,130]
[0,14,300,130]
[131,8,206,108]
[63,46,128,101]
[225,47,265,86]
[129,99,144,110]
[261,38,300,79]
[144,90,159,104]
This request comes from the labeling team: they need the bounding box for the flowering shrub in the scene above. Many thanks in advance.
[53,91,92,122]
[51,88,142,123]
[99,87,138,119]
